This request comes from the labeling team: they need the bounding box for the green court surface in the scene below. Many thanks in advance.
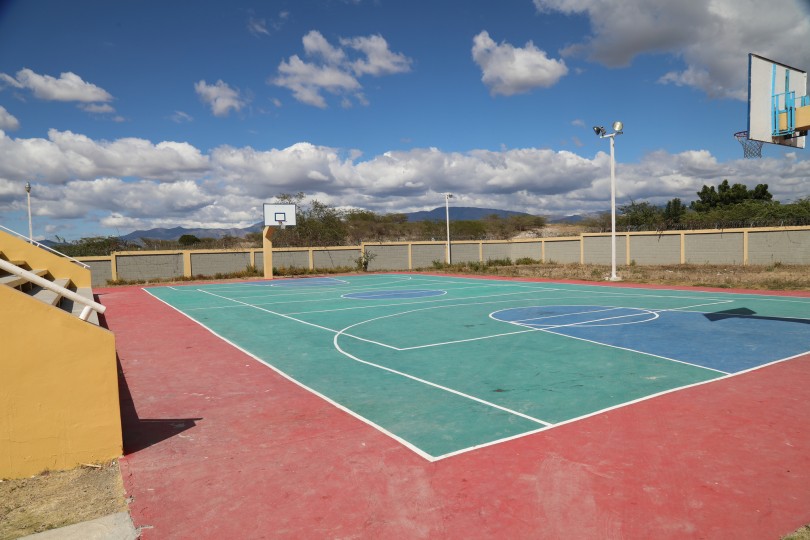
[146,274,810,460]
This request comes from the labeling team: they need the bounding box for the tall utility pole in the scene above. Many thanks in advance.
[25,182,33,243]
[592,122,624,281]
[445,193,453,264]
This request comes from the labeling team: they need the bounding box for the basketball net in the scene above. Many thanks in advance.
[277,221,286,230]
[734,131,764,159]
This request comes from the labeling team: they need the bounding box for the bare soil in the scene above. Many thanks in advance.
[0,461,126,539]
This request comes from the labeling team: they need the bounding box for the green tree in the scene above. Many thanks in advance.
[662,198,687,224]
[178,234,201,246]
[617,201,663,229]
[692,180,773,212]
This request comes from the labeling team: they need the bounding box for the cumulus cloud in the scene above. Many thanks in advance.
[1,129,808,237]
[0,129,209,183]
[0,68,117,116]
[534,0,810,100]
[30,178,216,220]
[0,68,113,102]
[472,31,568,95]
[272,30,412,108]
[195,79,247,117]
[0,106,20,131]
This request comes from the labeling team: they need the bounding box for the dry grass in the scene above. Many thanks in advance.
[0,461,126,539]
[784,525,810,540]
[463,262,810,291]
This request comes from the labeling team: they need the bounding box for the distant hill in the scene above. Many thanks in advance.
[115,207,539,243]
[121,223,263,244]
[405,207,534,222]
[548,214,587,223]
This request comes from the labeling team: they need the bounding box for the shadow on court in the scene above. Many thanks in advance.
[704,307,810,325]
[117,355,202,454]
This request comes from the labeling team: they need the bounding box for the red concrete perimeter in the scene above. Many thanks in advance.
[100,282,810,539]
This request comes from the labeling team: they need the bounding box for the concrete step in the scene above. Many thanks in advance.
[61,287,100,325]
[31,278,72,306]
[0,268,48,288]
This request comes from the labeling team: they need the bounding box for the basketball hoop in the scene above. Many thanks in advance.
[277,220,286,230]
[734,130,764,158]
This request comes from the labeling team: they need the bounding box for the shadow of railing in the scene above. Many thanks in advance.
[116,353,202,454]
[98,297,203,455]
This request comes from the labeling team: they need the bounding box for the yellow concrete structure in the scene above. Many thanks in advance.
[0,231,121,479]
[0,229,91,288]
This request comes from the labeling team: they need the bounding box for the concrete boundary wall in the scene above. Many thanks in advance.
[77,226,810,286]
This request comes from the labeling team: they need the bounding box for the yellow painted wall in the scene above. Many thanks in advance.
[0,286,121,478]
[0,229,91,288]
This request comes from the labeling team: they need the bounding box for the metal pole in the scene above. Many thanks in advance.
[609,137,618,281]
[445,193,452,264]
[25,182,32,243]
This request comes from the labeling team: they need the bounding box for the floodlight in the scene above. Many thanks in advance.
[612,121,624,132]
[593,126,605,137]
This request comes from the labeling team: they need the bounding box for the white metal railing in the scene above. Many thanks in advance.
[0,258,105,321]
[0,224,89,269]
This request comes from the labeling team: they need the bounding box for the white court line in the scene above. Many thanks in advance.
[195,289,552,428]
[331,322,552,427]
[143,279,810,462]
[288,288,564,316]
[142,288,437,462]
[196,289,401,351]
[433,347,810,461]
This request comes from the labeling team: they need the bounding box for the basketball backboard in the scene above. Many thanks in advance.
[748,53,808,148]
[263,203,297,227]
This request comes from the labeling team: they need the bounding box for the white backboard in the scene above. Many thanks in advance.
[748,53,807,148]
[263,203,297,227]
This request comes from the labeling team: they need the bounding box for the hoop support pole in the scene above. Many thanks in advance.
[262,226,274,279]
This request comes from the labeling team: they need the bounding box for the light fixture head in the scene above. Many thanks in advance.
[612,121,623,133]
[593,126,605,137]
[25,182,31,193]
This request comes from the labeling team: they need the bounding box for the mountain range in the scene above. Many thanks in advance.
[114,207,583,243]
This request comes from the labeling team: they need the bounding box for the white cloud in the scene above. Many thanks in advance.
[0,106,20,131]
[247,16,270,36]
[0,68,113,102]
[472,31,568,96]
[0,129,209,183]
[534,0,810,100]
[170,111,194,123]
[273,55,360,108]
[341,34,412,76]
[272,30,412,107]
[194,79,247,117]
[32,178,216,220]
[1,129,808,236]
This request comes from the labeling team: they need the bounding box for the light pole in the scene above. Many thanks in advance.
[593,121,624,281]
[445,193,453,265]
[25,182,33,243]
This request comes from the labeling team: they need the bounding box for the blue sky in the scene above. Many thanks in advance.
[0,0,808,240]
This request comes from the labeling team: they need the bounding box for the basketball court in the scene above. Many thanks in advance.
[102,50,810,539]
[104,274,810,538]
